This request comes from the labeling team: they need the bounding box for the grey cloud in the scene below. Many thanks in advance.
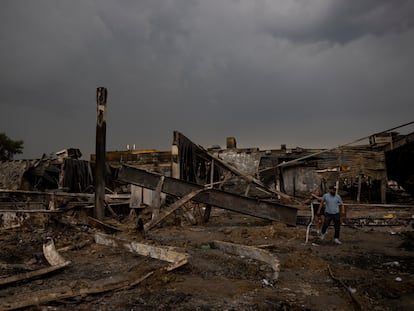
[259,0,414,43]
[0,0,413,159]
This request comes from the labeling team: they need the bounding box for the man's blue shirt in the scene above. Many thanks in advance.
[322,193,343,214]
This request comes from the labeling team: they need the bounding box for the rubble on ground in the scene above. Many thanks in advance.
[1,130,414,310]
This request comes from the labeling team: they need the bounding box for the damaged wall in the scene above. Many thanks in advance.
[0,160,37,190]
[211,148,261,177]
[0,158,93,193]
[258,146,388,202]
[384,132,414,196]
[170,132,395,203]
[91,150,172,177]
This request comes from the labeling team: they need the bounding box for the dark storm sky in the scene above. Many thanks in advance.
[1,0,413,159]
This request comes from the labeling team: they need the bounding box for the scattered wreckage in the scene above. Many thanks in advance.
[1,129,413,230]
[0,126,413,310]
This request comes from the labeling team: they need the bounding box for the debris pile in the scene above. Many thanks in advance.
[0,130,413,310]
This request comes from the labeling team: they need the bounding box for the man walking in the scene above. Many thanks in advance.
[318,185,345,244]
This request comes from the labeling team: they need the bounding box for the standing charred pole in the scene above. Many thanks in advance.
[94,87,107,220]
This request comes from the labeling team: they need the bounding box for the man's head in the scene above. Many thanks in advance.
[328,185,336,195]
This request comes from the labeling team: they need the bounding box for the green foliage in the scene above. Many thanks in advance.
[0,132,24,160]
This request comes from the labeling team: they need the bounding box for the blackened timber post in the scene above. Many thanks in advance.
[95,87,107,220]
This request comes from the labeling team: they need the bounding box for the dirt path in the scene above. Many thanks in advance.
[0,210,413,310]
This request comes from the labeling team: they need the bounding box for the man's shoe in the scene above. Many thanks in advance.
[334,238,342,245]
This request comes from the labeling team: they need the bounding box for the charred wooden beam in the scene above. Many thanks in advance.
[95,87,107,220]
[211,240,280,280]
[0,238,70,287]
[118,165,298,225]
[95,232,190,271]
[0,271,154,310]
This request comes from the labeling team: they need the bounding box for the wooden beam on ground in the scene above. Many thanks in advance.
[0,262,70,287]
[94,232,189,271]
[211,240,280,280]
[118,165,298,225]
[87,216,122,233]
[0,209,64,213]
[0,238,70,287]
[0,271,154,311]
[0,189,130,201]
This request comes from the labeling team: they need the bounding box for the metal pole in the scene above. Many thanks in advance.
[94,87,107,220]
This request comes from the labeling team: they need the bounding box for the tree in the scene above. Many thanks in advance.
[0,132,24,160]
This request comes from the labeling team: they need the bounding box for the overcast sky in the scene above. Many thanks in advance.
[1,0,414,159]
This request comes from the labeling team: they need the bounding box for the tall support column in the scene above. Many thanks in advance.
[94,87,107,220]
[172,131,180,179]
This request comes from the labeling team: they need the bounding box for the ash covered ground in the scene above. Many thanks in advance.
[0,208,413,311]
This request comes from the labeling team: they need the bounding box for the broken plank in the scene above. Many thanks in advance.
[94,232,189,271]
[0,238,70,287]
[87,216,122,233]
[0,209,64,213]
[144,188,205,231]
[211,240,280,280]
[0,263,69,287]
[0,271,154,311]
[118,165,298,225]
[58,239,93,252]
[43,238,71,266]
